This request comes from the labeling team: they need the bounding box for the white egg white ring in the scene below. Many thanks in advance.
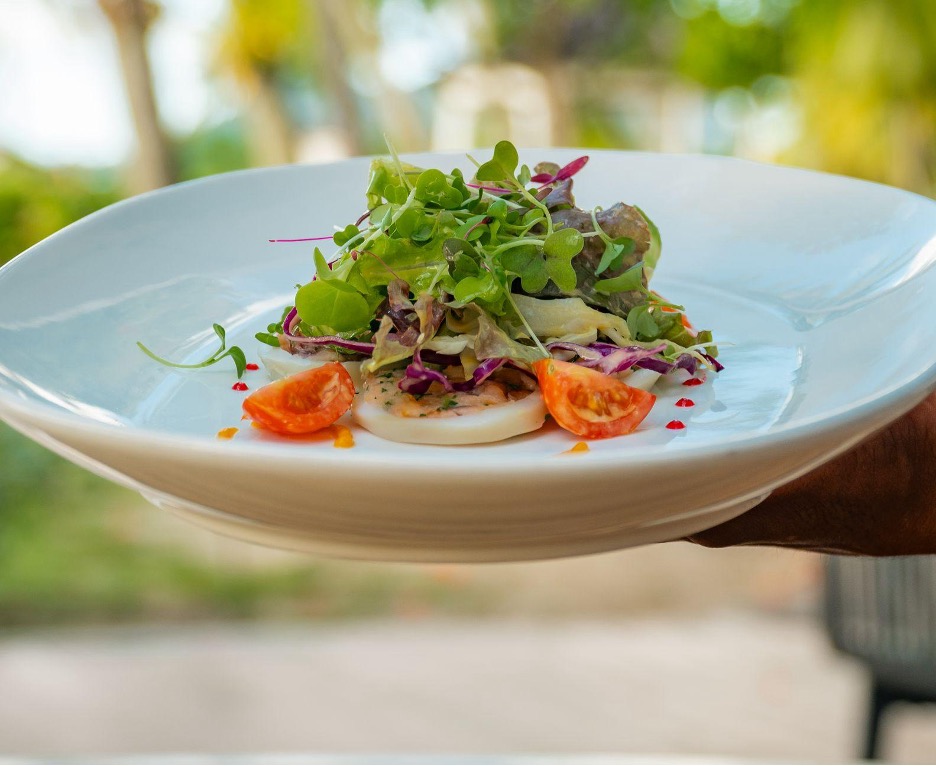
[351,390,547,446]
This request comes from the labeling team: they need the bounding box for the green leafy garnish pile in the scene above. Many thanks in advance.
[139,141,717,382]
[266,140,715,366]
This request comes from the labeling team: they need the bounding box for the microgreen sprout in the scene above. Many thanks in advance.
[268,235,336,243]
[531,155,589,185]
[138,324,247,378]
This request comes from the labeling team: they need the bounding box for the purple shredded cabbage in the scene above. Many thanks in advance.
[547,340,724,377]
[547,341,667,375]
[281,334,376,356]
[399,352,506,395]
[546,342,604,363]
[384,279,417,338]
[702,353,725,372]
[398,355,450,395]
[634,354,697,376]
[283,307,299,335]
[638,352,728,376]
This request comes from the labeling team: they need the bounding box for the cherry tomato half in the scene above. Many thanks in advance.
[242,363,354,435]
[532,358,656,439]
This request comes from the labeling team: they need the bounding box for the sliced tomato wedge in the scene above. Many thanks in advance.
[532,358,656,439]
[242,363,354,435]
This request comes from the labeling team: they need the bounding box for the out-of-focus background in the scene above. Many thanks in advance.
[2,0,936,762]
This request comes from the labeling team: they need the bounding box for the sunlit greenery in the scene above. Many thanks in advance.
[0,425,490,626]
[0,156,119,267]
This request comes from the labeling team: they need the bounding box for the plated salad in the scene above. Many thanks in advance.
[143,141,721,444]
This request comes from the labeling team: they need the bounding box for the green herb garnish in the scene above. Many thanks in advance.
[137,323,247,379]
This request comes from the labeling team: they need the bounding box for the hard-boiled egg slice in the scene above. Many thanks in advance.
[258,345,363,391]
[353,371,547,445]
[615,368,661,392]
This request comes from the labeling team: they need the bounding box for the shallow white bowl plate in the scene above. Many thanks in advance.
[1,152,935,562]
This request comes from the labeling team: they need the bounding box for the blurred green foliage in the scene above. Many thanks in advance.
[174,120,251,182]
[0,156,119,267]
[0,425,488,626]
[676,9,786,89]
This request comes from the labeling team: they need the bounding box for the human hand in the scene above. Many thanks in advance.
[685,392,936,555]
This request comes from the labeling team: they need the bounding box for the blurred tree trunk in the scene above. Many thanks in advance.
[521,0,573,146]
[214,0,298,166]
[313,0,365,154]
[244,68,295,166]
[478,0,570,146]
[98,0,175,192]
[314,0,426,152]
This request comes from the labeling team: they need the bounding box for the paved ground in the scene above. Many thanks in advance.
[1,613,935,763]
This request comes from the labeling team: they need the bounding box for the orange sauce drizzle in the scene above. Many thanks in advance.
[331,424,355,449]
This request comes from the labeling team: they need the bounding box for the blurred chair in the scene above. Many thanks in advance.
[824,555,936,761]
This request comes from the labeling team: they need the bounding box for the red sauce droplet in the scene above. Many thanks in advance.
[232,381,249,391]
[682,378,704,387]
[675,398,695,408]
[666,420,686,430]
[245,363,260,371]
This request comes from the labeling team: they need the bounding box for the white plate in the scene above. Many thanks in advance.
[1,151,935,562]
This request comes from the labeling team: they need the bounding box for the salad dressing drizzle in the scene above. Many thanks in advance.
[331,425,355,449]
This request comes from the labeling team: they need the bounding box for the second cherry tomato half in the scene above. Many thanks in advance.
[532,358,656,439]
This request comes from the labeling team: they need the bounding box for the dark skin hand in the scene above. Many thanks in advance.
[686,392,936,556]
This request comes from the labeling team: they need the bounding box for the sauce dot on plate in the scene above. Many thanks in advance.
[666,420,686,430]
[245,363,260,371]
[675,398,695,408]
[331,425,355,449]
[682,378,704,387]
[562,441,590,455]
[217,427,239,440]
[232,381,249,391]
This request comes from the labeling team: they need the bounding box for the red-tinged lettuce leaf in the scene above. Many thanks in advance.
[363,315,416,373]
[526,203,652,317]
